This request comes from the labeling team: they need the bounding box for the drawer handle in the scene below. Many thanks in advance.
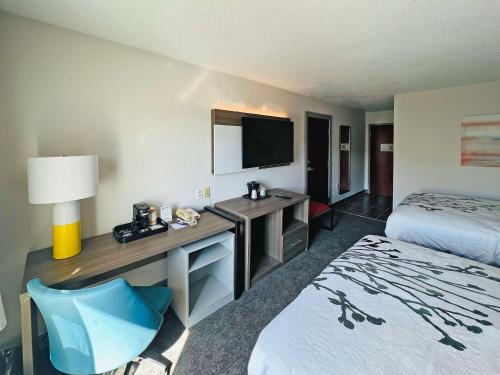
[290,239,303,247]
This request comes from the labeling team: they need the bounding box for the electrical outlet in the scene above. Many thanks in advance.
[203,186,211,198]
[195,188,203,200]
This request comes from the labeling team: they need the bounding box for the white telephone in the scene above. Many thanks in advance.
[176,208,200,227]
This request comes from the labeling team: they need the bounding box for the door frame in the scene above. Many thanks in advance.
[368,123,394,194]
[304,111,333,203]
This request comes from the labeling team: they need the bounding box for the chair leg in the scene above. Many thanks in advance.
[320,209,335,231]
[329,209,335,230]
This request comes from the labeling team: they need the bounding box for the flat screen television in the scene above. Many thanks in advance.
[242,116,294,168]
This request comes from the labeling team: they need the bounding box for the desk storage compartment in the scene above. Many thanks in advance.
[188,262,233,327]
[249,215,280,285]
[282,224,307,262]
[167,231,234,328]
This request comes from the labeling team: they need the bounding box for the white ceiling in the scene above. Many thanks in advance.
[2,0,500,110]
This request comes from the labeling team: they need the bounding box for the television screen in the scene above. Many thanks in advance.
[242,116,294,168]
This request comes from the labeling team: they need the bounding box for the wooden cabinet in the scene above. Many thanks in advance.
[282,221,308,262]
[215,189,309,290]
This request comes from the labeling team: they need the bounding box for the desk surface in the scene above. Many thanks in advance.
[215,188,309,220]
[22,212,234,292]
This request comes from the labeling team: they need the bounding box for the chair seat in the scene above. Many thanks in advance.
[309,201,331,218]
[135,286,172,315]
[27,278,167,374]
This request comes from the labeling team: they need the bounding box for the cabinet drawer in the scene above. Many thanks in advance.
[283,226,307,262]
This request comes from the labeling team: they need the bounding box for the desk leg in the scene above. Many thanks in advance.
[20,293,38,375]
[244,218,251,290]
[300,199,310,249]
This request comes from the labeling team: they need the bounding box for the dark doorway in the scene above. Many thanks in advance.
[306,114,331,204]
[369,124,394,197]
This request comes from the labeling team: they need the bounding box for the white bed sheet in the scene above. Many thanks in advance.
[248,236,500,375]
[386,192,500,266]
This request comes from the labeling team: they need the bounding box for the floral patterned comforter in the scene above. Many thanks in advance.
[249,236,500,375]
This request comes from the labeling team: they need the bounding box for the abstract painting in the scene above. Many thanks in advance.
[461,114,500,167]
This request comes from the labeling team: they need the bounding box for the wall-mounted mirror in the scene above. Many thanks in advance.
[339,125,351,194]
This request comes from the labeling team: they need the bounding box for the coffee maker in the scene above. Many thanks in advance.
[113,202,168,243]
[133,202,150,233]
[247,181,260,196]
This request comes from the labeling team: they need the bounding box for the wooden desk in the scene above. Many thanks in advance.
[215,189,309,289]
[20,212,235,375]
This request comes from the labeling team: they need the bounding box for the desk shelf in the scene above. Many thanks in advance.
[282,218,307,236]
[189,243,232,273]
[250,255,280,284]
[182,231,234,253]
[168,231,235,328]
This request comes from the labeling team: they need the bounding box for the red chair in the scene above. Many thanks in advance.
[309,201,334,231]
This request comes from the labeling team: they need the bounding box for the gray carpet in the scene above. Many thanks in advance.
[143,212,385,375]
[35,212,385,375]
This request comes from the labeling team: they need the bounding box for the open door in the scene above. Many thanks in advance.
[306,113,331,204]
[369,124,394,197]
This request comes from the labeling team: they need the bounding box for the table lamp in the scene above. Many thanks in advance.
[27,155,98,259]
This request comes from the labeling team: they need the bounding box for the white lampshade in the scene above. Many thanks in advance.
[27,155,98,204]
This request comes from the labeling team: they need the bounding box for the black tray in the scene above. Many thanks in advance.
[242,193,272,201]
[113,218,169,243]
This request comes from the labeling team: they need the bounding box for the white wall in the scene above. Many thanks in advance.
[394,81,500,205]
[0,12,364,347]
[364,110,394,190]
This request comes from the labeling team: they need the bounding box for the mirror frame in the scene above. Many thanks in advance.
[338,125,351,194]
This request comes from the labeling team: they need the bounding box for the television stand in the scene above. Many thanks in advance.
[215,189,309,290]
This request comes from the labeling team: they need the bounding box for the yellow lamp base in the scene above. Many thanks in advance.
[52,221,81,259]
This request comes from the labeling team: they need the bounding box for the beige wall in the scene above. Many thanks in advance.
[364,110,394,190]
[0,13,365,347]
[394,81,500,206]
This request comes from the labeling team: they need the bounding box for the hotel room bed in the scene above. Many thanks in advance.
[385,192,500,266]
[248,235,500,375]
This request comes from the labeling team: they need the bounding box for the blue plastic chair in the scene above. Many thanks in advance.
[27,278,172,375]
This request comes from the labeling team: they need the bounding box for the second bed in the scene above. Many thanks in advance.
[385,192,500,266]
